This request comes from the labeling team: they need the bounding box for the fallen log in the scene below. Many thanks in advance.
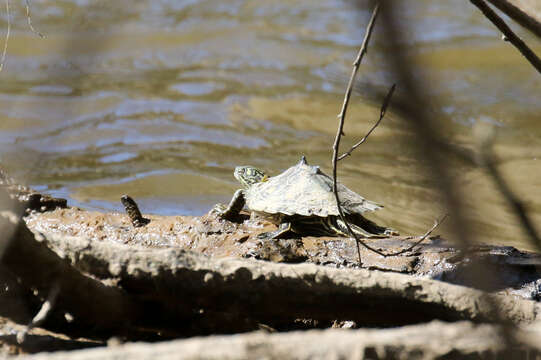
[26,207,541,300]
[4,207,541,342]
[27,212,541,329]
[14,321,541,360]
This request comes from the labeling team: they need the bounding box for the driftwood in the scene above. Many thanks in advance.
[14,321,541,360]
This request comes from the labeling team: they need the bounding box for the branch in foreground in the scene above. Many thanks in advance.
[338,83,396,161]
[470,0,541,74]
[378,1,519,345]
[332,3,388,262]
[331,5,437,260]
[486,0,541,38]
[477,134,541,250]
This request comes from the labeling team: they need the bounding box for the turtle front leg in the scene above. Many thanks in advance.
[213,189,246,221]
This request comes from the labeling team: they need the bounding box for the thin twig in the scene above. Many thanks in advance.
[25,0,45,38]
[393,214,448,254]
[470,0,541,74]
[331,5,434,261]
[332,3,384,263]
[485,0,541,38]
[338,83,395,161]
[0,0,11,72]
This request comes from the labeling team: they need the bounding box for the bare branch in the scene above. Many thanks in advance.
[331,6,438,261]
[338,83,395,161]
[331,3,386,263]
[486,0,541,38]
[470,0,541,74]
[384,214,448,256]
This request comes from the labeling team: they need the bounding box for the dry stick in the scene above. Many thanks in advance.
[338,83,396,161]
[470,0,541,74]
[0,0,10,72]
[25,0,45,38]
[393,214,448,252]
[332,4,440,266]
[332,5,441,262]
[332,3,382,263]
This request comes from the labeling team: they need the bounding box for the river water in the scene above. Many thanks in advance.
[0,0,540,250]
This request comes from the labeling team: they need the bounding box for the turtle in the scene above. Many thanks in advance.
[215,156,396,240]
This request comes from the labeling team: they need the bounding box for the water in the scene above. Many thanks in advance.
[1,0,540,250]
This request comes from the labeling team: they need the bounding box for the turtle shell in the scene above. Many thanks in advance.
[245,157,382,217]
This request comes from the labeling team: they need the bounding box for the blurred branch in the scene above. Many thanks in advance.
[378,2,475,251]
[477,135,541,250]
[338,83,395,161]
[486,0,541,38]
[378,1,517,345]
[470,0,541,74]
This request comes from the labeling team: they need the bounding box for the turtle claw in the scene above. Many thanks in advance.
[257,222,296,240]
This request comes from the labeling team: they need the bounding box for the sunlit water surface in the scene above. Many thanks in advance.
[1,0,540,250]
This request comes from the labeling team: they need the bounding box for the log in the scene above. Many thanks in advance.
[4,204,541,341]
[13,321,541,360]
[25,207,541,301]
[35,217,541,328]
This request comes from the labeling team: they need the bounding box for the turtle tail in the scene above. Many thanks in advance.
[332,214,397,238]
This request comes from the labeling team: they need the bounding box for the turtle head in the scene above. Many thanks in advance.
[234,166,267,189]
